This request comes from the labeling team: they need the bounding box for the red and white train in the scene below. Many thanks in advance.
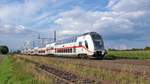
[22,32,107,59]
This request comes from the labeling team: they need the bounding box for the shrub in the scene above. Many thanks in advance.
[0,45,9,54]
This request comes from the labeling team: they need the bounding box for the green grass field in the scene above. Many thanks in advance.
[105,50,150,59]
[0,55,54,84]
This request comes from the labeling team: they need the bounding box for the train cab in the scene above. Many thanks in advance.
[76,32,106,59]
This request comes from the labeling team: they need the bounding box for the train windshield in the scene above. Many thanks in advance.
[91,33,104,50]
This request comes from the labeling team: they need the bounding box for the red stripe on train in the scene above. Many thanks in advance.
[46,46,92,53]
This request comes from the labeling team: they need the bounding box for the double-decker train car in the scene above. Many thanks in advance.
[22,32,107,59]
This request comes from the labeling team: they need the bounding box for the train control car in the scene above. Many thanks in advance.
[51,32,106,59]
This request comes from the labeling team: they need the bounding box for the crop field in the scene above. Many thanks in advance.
[105,50,150,59]
[0,51,150,84]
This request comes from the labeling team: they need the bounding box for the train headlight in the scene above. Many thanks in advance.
[102,50,107,55]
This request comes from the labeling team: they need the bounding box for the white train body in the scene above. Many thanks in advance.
[22,32,106,59]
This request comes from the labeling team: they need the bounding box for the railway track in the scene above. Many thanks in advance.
[27,54,150,66]
[56,58,150,79]
[17,54,150,82]
[22,55,150,79]
[18,56,97,84]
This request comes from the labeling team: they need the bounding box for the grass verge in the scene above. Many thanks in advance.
[0,55,55,84]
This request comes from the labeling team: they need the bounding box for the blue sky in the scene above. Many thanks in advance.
[0,0,150,50]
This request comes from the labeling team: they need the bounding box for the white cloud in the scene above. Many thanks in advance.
[109,0,150,12]
[0,0,65,37]
[0,24,27,34]
[15,25,26,33]
[0,0,61,25]
[53,0,150,48]
[107,0,120,8]
[54,8,139,36]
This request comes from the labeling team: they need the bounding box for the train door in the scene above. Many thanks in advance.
[76,36,89,55]
[76,41,82,54]
[84,40,89,50]
[78,41,86,54]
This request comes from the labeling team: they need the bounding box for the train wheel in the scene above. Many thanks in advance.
[77,54,81,59]
[85,55,90,60]
[81,54,85,59]
[78,54,86,59]
[78,54,90,59]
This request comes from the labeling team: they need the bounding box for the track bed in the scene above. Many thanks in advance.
[18,56,102,84]
[16,55,150,84]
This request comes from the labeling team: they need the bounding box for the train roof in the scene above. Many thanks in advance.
[55,36,77,45]
[80,32,101,36]
[55,32,101,45]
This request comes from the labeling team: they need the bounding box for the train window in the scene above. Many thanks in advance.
[79,42,82,46]
[70,48,72,53]
[67,49,69,53]
[69,49,70,53]
[68,48,70,53]
[51,47,54,49]
[68,49,70,53]
[65,49,67,53]
[63,49,64,53]
[55,48,57,53]
[59,49,61,53]
[85,41,89,49]
[74,48,76,53]
[91,34,101,40]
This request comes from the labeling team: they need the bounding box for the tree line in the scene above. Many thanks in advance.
[0,45,9,54]
[108,46,150,51]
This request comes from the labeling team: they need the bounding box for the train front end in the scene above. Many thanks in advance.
[90,32,107,59]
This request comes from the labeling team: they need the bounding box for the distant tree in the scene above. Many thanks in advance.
[144,46,150,50]
[108,48,117,51]
[131,48,143,51]
[0,45,9,54]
